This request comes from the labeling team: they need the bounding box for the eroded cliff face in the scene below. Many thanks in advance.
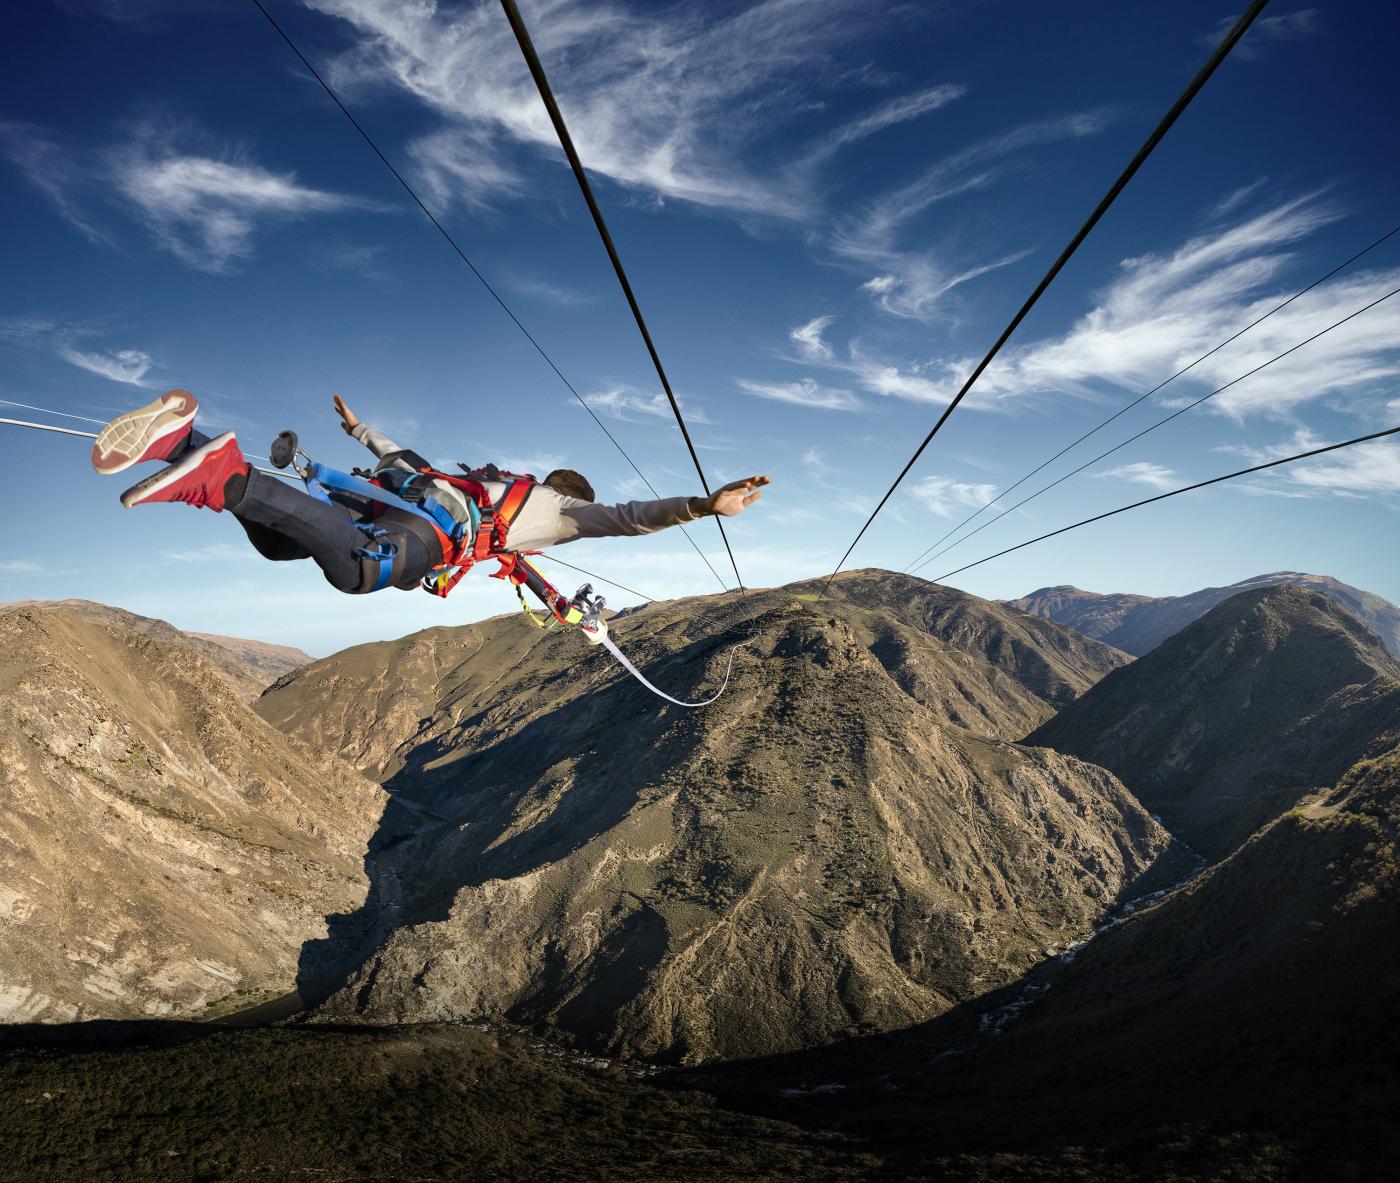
[262,586,1181,1063]
[0,607,384,1022]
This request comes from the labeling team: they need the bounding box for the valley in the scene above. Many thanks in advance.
[1,569,1396,1180]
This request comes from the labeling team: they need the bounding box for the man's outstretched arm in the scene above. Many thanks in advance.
[333,394,416,467]
[543,476,771,545]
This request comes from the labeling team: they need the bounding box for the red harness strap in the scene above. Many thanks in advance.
[421,475,536,598]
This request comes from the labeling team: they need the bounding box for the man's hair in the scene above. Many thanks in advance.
[543,468,595,503]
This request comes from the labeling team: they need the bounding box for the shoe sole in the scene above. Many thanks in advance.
[121,431,237,509]
[92,390,199,476]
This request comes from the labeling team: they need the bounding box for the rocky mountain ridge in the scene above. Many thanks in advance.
[1008,570,1400,657]
[256,574,1181,1062]
[1,599,311,700]
[1028,585,1400,859]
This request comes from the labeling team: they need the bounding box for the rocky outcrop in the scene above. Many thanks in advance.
[0,606,383,1022]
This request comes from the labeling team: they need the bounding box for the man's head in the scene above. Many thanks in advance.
[543,468,595,503]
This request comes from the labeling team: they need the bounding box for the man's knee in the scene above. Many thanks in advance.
[332,531,431,594]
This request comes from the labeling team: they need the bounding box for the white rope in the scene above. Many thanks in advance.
[0,415,290,480]
[0,415,97,439]
[595,631,735,707]
[0,398,107,425]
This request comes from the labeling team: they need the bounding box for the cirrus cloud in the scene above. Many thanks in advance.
[59,346,154,386]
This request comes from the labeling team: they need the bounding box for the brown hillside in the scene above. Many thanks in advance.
[255,579,1183,1062]
[0,606,384,1022]
[1027,585,1400,859]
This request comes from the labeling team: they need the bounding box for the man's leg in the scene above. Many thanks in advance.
[181,428,315,563]
[120,433,435,593]
[94,393,339,572]
[232,468,389,591]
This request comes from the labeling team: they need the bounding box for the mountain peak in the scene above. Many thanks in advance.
[1007,571,1400,658]
[1028,585,1400,859]
[251,575,1175,1062]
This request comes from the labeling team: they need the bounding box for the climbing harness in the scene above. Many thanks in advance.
[272,430,732,707]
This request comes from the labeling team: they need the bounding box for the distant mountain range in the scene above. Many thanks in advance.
[1007,571,1400,657]
[1028,584,1400,858]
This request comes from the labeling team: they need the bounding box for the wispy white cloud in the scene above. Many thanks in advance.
[831,113,1108,319]
[0,121,115,247]
[780,315,951,406]
[113,127,366,271]
[0,316,71,346]
[59,346,154,386]
[156,542,260,564]
[790,316,835,362]
[766,198,1397,421]
[407,126,524,216]
[582,386,711,424]
[307,0,953,221]
[310,241,389,278]
[497,451,568,478]
[796,444,872,513]
[1222,430,1400,500]
[1198,9,1322,60]
[0,560,43,575]
[925,195,1400,419]
[839,114,1109,254]
[1209,177,1269,220]
[735,377,861,411]
[4,117,374,272]
[1094,461,1177,492]
[801,83,966,168]
[503,271,594,306]
[909,474,998,518]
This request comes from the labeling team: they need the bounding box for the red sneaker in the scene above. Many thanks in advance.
[91,389,199,475]
[120,432,250,512]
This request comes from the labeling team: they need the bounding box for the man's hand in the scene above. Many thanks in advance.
[333,393,360,435]
[694,475,770,518]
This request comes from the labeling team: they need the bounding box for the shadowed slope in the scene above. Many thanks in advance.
[267,585,1182,1062]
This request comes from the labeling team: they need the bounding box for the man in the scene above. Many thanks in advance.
[92,389,769,595]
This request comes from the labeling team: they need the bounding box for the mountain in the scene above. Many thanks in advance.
[188,631,313,690]
[1027,585,1400,859]
[0,605,384,1023]
[2,599,311,700]
[1008,571,1400,657]
[710,738,1400,1181]
[257,570,1130,780]
[810,569,1130,735]
[988,736,1400,1076]
[257,573,1182,1062]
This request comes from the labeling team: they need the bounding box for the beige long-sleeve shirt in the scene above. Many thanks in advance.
[349,422,703,551]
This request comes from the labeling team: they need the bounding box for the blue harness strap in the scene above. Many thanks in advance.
[305,464,481,540]
[302,462,485,594]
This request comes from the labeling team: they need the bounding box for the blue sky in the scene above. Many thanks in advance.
[3,0,1398,655]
